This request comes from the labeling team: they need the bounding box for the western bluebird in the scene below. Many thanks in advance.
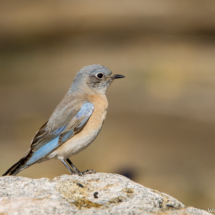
[3,65,124,176]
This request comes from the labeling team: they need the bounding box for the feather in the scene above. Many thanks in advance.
[27,102,94,165]
[3,101,94,175]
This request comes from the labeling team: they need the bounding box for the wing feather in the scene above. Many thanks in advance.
[25,101,94,165]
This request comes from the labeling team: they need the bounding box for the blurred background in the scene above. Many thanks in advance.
[0,0,215,210]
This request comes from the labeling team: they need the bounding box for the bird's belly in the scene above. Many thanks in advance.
[48,107,107,159]
[50,129,100,159]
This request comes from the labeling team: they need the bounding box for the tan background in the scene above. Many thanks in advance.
[0,0,215,210]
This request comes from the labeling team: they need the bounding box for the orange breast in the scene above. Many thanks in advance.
[85,94,108,132]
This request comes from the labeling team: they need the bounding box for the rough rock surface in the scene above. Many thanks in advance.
[0,173,211,215]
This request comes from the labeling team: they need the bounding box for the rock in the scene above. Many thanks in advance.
[0,173,211,215]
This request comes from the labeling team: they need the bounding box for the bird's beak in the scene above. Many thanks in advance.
[113,74,125,79]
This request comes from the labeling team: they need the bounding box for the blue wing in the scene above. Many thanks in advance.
[26,102,94,165]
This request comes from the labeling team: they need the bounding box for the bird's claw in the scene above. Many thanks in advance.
[78,169,96,176]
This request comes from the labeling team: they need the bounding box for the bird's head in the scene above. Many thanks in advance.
[71,65,124,94]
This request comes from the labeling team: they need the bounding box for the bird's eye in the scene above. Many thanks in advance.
[96,73,104,79]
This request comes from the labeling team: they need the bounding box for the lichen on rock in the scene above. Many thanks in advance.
[0,173,211,215]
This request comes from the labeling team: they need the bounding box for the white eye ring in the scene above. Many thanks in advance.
[96,73,104,79]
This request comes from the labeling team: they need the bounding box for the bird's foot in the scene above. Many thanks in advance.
[78,169,96,176]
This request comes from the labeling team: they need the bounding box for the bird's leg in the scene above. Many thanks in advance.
[66,158,80,173]
[66,158,96,176]
[60,158,76,175]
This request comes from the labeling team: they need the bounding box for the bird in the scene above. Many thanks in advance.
[3,64,124,176]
